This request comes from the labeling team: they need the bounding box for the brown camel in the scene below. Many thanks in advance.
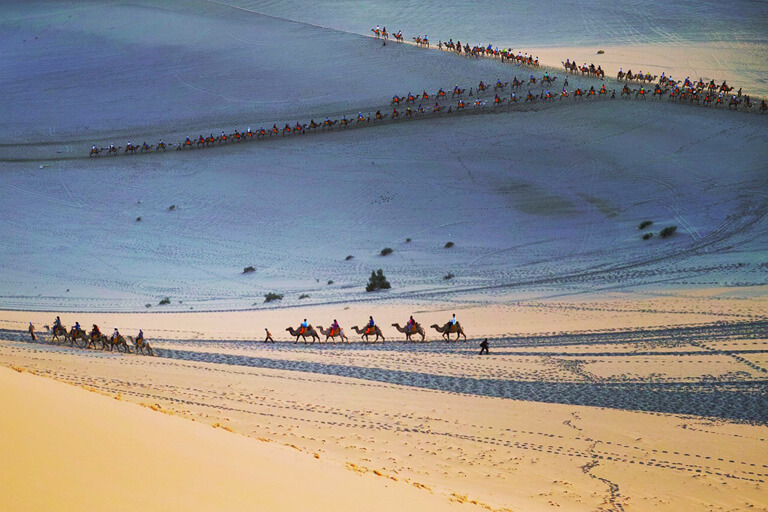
[102,334,131,353]
[68,328,89,348]
[317,326,349,343]
[430,322,466,341]
[286,326,320,344]
[48,325,71,344]
[127,335,155,356]
[391,323,425,342]
[350,325,385,342]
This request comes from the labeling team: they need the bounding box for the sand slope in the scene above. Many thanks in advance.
[0,366,462,512]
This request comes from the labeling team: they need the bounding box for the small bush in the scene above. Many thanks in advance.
[243,266,255,273]
[327,280,334,285]
[638,220,653,230]
[145,303,152,308]
[168,205,176,211]
[444,241,454,248]
[366,269,391,292]
[444,272,455,280]
[136,216,142,222]
[597,50,605,54]
[299,293,310,300]
[406,238,412,243]
[158,297,171,305]
[264,292,283,303]
[345,255,354,261]
[380,247,393,256]
[660,226,677,238]
[642,233,653,240]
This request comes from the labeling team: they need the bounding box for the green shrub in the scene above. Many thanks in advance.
[642,233,653,240]
[638,220,653,230]
[299,293,310,300]
[243,266,255,273]
[444,241,454,248]
[345,255,354,260]
[444,272,455,280]
[380,247,393,256]
[264,292,283,303]
[660,226,677,238]
[145,303,152,308]
[327,280,334,285]
[597,50,605,54]
[158,297,171,305]
[168,205,176,211]
[366,269,391,292]
[136,216,142,222]
[406,238,412,243]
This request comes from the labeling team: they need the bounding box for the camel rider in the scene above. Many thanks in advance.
[137,329,144,343]
[300,319,309,334]
[53,316,62,329]
[449,314,457,326]
[358,112,364,121]
[407,315,416,332]
[74,322,82,333]
[247,127,252,135]
[331,319,340,334]
[111,327,120,341]
[325,117,330,124]
[341,115,347,123]
[92,324,101,337]
[92,145,97,152]
[368,316,375,328]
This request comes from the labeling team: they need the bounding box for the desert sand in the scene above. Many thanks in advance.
[1,0,767,510]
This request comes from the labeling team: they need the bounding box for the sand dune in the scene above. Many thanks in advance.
[0,366,463,512]
[2,1,767,510]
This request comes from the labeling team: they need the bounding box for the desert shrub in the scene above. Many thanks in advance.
[444,241,454,248]
[638,220,653,230]
[406,238,412,243]
[168,205,176,211]
[380,247,393,256]
[158,297,171,305]
[345,255,354,261]
[366,269,391,292]
[642,233,653,240]
[145,303,152,308]
[243,266,255,273]
[136,216,142,222]
[597,50,605,54]
[444,272,455,280]
[660,226,677,238]
[299,293,310,300]
[327,280,334,285]
[264,292,283,303]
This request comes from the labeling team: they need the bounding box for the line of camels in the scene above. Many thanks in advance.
[285,321,467,344]
[43,325,155,355]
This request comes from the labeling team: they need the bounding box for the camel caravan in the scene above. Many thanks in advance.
[283,314,466,344]
[29,317,155,356]
[88,25,764,157]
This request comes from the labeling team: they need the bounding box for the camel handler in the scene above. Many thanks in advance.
[479,338,489,355]
[29,322,36,341]
[264,328,274,343]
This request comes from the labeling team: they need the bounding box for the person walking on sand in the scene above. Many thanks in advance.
[479,338,489,355]
[29,322,36,341]
[264,328,274,343]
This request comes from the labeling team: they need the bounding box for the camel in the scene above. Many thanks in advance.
[48,325,71,344]
[391,323,425,342]
[127,335,154,356]
[317,326,349,343]
[350,325,385,342]
[68,327,89,348]
[430,322,466,341]
[286,326,320,344]
[102,334,131,353]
